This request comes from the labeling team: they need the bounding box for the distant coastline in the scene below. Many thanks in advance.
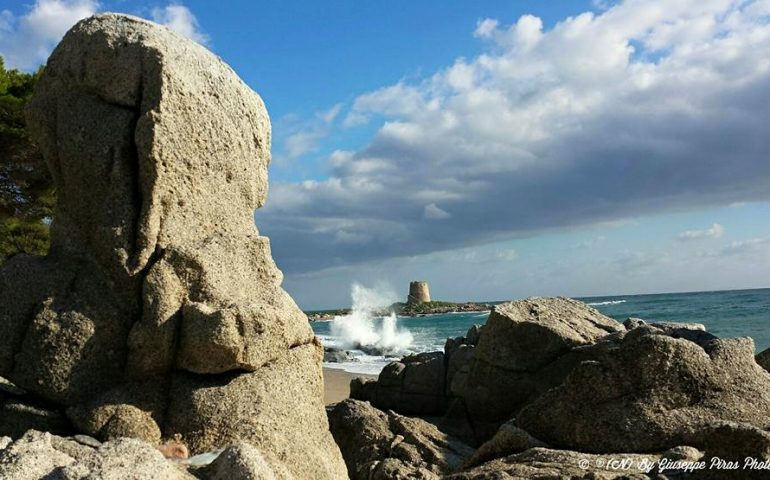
[306,300,491,321]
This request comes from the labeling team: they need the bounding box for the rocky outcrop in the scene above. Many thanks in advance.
[325,347,355,363]
[0,430,195,480]
[755,345,770,373]
[462,420,547,468]
[447,297,624,439]
[516,326,770,453]
[0,13,344,479]
[328,399,473,480]
[199,443,295,479]
[359,352,447,415]
[351,324,483,419]
[341,297,770,478]
[446,448,663,479]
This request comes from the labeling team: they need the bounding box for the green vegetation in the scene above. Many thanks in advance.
[393,301,457,315]
[0,56,52,263]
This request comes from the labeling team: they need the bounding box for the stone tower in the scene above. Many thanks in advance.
[408,281,431,304]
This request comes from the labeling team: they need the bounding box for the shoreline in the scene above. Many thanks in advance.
[323,367,376,405]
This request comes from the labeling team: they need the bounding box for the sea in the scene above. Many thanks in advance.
[311,288,770,375]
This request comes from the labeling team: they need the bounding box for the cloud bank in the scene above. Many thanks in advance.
[259,0,770,274]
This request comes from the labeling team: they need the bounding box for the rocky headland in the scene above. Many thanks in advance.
[307,301,491,321]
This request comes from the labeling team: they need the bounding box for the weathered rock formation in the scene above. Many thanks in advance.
[0,13,345,478]
[328,399,473,480]
[408,281,431,304]
[0,430,195,480]
[516,325,770,453]
[452,297,625,436]
[342,297,770,478]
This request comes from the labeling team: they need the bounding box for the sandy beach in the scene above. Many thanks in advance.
[323,367,377,405]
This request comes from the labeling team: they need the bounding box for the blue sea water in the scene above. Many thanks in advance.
[311,288,770,375]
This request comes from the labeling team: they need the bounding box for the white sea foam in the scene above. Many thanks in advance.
[587,299,627,306]
[329,283,414,356]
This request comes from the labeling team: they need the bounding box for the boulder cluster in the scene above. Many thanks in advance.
[339,296,770,479]
[0,13,345,479]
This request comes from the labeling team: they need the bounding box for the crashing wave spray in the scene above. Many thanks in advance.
[330,283,413,355]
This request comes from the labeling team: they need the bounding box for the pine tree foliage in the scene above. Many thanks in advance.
[0,56,53,263]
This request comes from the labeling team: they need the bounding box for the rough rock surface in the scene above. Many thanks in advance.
[0,13,344,478]
[517,326,770,452]
[334,297,770,479]
[446,448,660,480]
[199,442,294,479]
[0,429,223,479]
[463,420,548,468]
[452,297,624,436]
[328,399,473,480]
[367,352,447,415]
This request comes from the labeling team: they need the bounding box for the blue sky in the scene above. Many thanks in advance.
[2,0,769,309]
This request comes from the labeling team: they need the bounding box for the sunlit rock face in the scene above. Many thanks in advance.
[0,13,346,478]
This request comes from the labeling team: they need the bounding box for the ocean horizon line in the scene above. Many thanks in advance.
[302,285,770,313]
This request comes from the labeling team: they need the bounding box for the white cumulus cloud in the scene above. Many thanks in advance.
[151,4,208,44]
[259,0,770,274]
[679,223,725,240]
[0,0,98,70]
[0,1,209,70]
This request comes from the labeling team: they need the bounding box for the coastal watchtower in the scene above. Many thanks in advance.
[407,281,431,304]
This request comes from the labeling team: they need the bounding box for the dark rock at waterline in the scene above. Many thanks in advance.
[756,346,770,373]
[353,343,404,357]
[626,317,717,348]
[349,377,377,401]
[323,347,355,363]
[445,345,474,397]
[464,324,483,346]
[361,352,448,416]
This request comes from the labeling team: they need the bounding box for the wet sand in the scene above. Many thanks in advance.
[323,367,377,405]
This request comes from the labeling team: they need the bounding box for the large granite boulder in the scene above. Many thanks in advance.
[328,399,473,480]
[452,297,624,437]
[0,13,345,478]
[516,325,770,453]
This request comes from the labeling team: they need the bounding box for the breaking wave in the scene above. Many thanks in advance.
[329,283,413,356]
[587,299,627,306]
